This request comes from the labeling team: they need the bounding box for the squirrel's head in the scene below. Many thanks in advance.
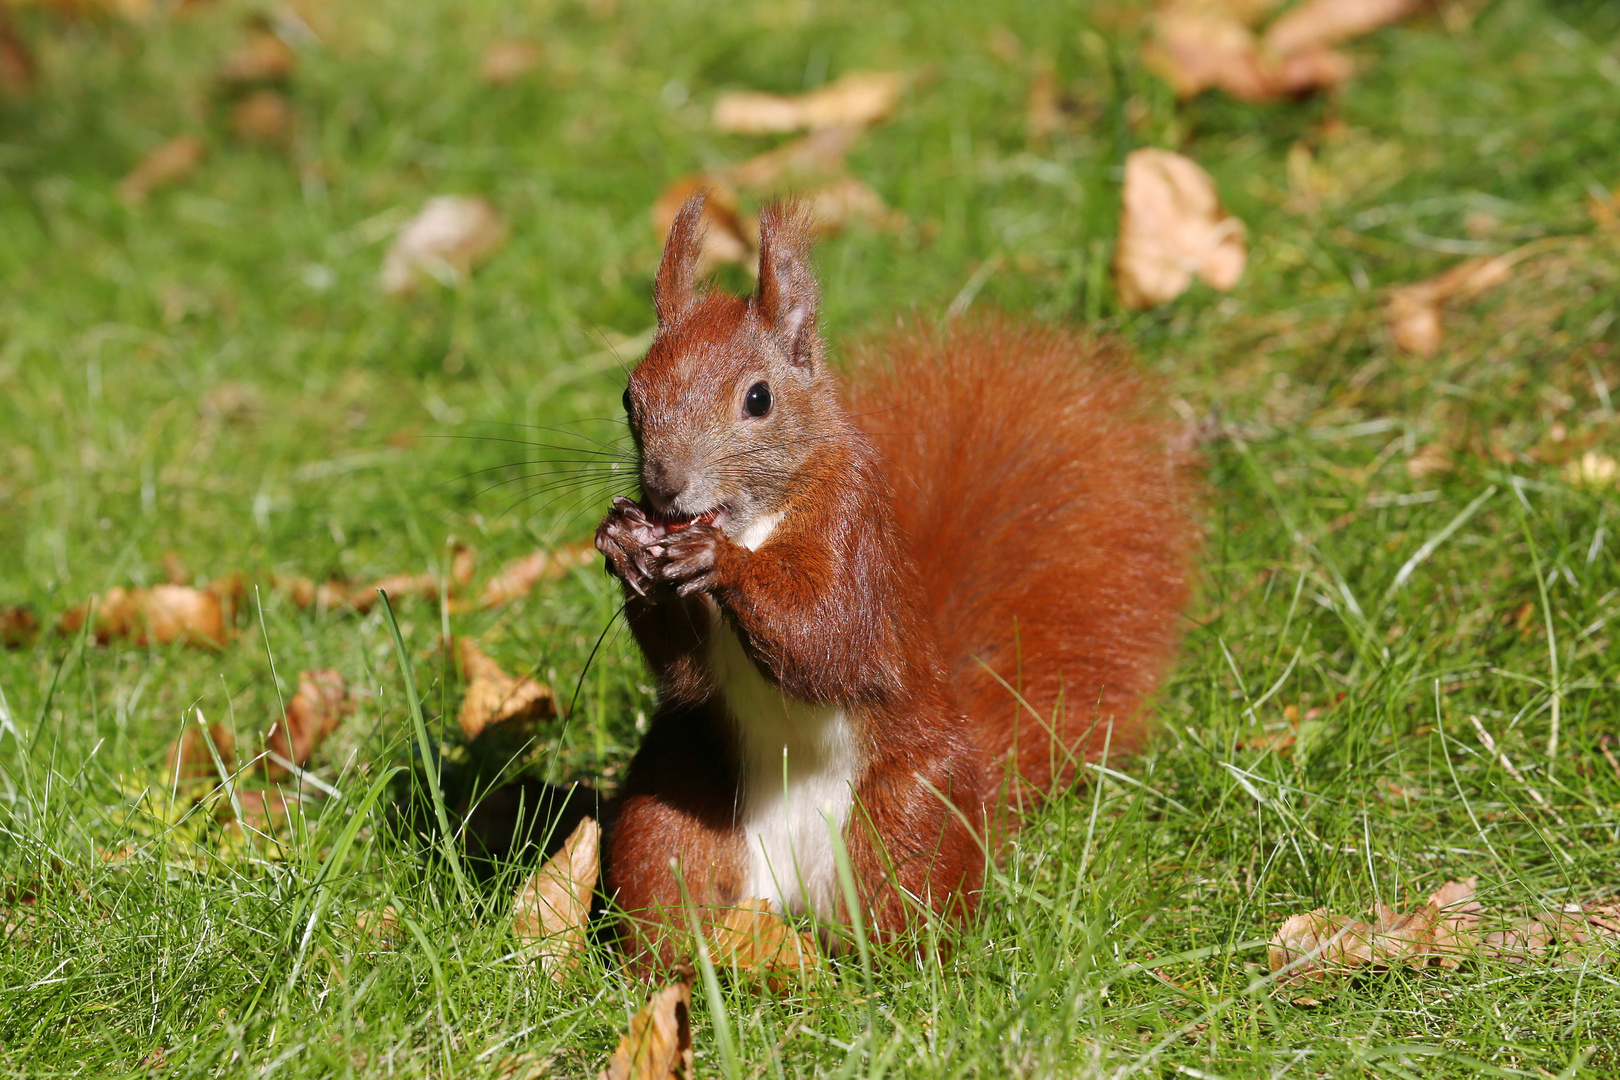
[623,195,840,545]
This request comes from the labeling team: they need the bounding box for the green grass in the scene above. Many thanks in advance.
[3,0,1619,1075]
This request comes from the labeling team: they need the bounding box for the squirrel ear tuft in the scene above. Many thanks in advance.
[655,194,706,327]
[755,201,821,369]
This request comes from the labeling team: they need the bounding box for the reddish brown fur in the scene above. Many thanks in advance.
[846,321,1197,804]
[598,198,1196,972]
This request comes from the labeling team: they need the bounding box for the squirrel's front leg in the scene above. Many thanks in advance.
[642,519,741,598]
[595,496,667,598]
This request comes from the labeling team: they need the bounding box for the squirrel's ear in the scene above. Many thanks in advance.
[655,194,706,327]
[755,201,821,369]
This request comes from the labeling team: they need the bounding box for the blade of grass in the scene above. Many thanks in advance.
[377,588,473,909]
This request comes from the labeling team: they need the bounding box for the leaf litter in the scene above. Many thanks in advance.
[598,972,694,1080]
[1113,148,1247,309]
[1143,0,1420,104]
[1270,877,1620,987]
[512,816,600,982]
[712,70,908,135]
[380,196,508,296]
[456,637,556,741]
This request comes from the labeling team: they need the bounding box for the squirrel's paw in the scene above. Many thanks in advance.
[596,497,661,597]
[649,522,727,598]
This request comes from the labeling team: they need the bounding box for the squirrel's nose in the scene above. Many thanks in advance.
[641,460,687,512]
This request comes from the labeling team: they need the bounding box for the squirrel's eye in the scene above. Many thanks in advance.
[622,387,633,417]
[744,381,772,418]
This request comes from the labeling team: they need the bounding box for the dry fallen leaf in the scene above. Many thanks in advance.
[1262,0,1419,56]
[724,126,863,190]
[0,10,36,97]
[1144,0,1352,103]
[1,605,39,649]
[1143,0,1409,104]
[1113,148,1247,309]
[1385,253,1515,357]
[650,175,756,276]
[713,70,907,135]
[512,816,600,981]
[1024,67,1067,144]
[457,638,557,740]
[380,196,507,297]
[353,905,400,946]
[803,177,907,236]
[481,39,541,85]
[353,571,439,613]
[598,975,693,1080]
[478,542,597,609]
[217,19,296,87]
[118,135,207,204]
[1565,450,1619,489]
[229,89,295,146]
[165,719,236,787]
[1261,877,1620,984]
[1405,444,1453,479]
[229,787,301,830]
[58,583,229,648]
[263,669,351,780]
[704,898,824,991]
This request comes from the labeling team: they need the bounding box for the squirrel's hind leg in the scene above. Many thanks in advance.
[603,702,748,974]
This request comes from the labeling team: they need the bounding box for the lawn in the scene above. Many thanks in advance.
[2,0,1619,1076]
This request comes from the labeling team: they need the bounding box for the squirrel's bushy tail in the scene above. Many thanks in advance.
[847,316,1198,803]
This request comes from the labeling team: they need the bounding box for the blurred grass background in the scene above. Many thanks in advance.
[1,0,1618,1076]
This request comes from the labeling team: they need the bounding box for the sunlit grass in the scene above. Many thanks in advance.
[2,0,1618,1075]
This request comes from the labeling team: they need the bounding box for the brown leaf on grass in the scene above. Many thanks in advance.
[229,787,301,830]
[1025,67,1066,145]
[598,975,694,1080]
[1268,906,1430,983]
[713,70,908,135]
[118,135,207,204]
[1262,0,1420,56]
[1144,1,1351,104]
[1,606,39,649]
[58,583,229,648]
[229,89,295,147]
[650,175,755,276]
[161,551,190,586]
[355,572,439,612]
[380,196,507,297]
[0,10,37,97]
[1113,148,1247,309]
[1565,450,1619,489]
[165,719,236,787]
[1143,0,1387,104]
[478,542,597,609]
[1404,444,1453,479]
[217,19,295,87]
[804,177,907,236]
[457,639,556,740]
[274,576,347,610]
[1384,253,1516,357]
[481,39,541,85]
[512,816,599,981]
[263,670,351,780]
[723,126,863,190]
[451,543,478,588]
[704,898,824,991]
[353,905,400,946]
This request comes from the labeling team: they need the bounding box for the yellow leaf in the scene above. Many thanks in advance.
[513,817,600,982]
[712,71,908,135]
[598,976,693,1080]
[1113,149,1247,309]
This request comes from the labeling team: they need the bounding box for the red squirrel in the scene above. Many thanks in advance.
[595,195,1197,967]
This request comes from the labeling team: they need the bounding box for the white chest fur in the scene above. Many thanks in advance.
[702,511,856,921]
